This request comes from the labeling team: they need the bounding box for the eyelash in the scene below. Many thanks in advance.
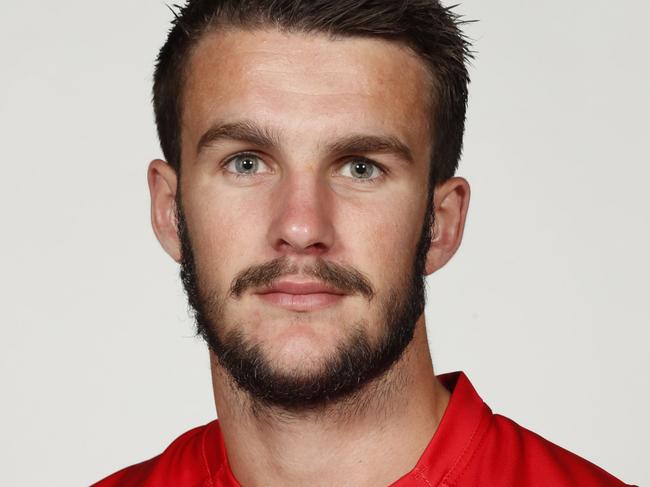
[338,156,386,185]
[221,152,266,180]
[221,152,388,185]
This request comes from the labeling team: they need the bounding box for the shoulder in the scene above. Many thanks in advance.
[431,372,634,487]
[464,413,633,487]
[91,421,220,487]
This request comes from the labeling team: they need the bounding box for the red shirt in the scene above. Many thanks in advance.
[92,372,634,486]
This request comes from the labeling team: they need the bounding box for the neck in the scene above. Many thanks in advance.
[209,317,450,487]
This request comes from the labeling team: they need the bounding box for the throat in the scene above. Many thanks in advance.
[210,322,449,487]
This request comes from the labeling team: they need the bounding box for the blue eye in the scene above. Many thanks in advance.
[223,153,270,176]
[230,154,260,174]
[339,159,383,181]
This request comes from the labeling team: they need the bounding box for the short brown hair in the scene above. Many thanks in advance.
[153,0,472,187]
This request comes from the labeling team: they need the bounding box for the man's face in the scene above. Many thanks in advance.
[175,29,434,410]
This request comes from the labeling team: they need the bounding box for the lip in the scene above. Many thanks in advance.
[257,280,346,296]
[255,280,347,311]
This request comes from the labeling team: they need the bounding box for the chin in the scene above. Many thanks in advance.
[262,325,344,370]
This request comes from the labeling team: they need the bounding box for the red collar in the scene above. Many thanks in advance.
[203,371,492,486]
[394,372,493,485]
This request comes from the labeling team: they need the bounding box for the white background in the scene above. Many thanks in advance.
[1,1,647,485]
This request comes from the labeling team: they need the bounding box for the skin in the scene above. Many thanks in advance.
[148,28,470,487]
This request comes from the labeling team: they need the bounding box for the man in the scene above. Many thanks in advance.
[94,1,634,486]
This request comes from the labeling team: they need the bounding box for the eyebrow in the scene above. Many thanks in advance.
[326,134,414,165]
[197,120,282,154]
[196,120,414,164]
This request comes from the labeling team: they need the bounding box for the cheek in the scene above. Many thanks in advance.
[341,193,426,289]
[182,182,270,293]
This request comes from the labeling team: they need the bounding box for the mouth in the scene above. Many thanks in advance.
[255,280,348,312]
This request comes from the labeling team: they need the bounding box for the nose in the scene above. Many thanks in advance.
[266,170,335,257]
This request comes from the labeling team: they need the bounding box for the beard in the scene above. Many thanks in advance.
[176,188,433,412]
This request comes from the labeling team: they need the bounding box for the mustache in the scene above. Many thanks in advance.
[229,256,375,300]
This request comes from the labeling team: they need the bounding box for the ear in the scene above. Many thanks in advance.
[425,177,471,275]
[147,159,181,263]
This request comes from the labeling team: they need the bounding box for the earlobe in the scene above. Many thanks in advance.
[147,159,182,263]
[424,177,471,275]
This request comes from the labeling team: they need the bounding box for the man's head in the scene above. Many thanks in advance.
[153,0,471,188]
[148,0,472,413]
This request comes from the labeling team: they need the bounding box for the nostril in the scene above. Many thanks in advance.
[305,242,328,255]
[276,239,328,256]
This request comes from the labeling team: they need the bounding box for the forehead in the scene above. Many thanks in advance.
[181,28,433,160]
